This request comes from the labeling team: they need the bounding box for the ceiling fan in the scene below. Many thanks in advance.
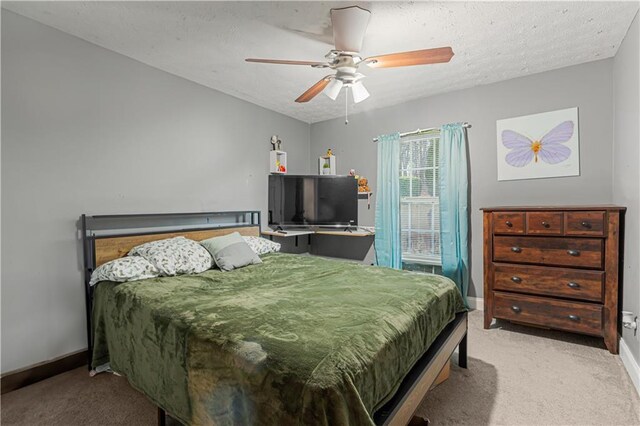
[246,6,454,105]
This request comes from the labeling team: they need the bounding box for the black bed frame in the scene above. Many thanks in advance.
[81,210,467,426]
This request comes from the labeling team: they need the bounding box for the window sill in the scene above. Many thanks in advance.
[402,256,442,266]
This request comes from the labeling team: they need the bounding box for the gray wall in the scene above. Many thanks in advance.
[613,13,639,367]
[1,11,310,374]
[310,59,615,299]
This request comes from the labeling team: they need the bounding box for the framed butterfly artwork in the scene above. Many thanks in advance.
[496,107,580,181]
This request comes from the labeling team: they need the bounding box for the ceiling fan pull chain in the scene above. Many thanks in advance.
[345,86,349,125]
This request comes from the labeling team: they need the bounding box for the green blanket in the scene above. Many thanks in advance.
[92,253,465,425]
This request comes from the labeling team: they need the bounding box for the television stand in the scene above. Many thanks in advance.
[263,229,315,247]
[262,228,374,248]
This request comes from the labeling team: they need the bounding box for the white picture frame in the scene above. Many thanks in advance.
[496,107,580,181]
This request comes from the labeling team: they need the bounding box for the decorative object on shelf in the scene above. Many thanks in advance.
[347,169,370,192]
[357,177,370,193]
[496,107,580,181]
[349,169,372,209]
[318,153,336,175]
[270,150,287,174]
[270,135,282,151]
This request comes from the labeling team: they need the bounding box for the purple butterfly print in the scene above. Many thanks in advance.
[502,130,535,167]
[502,121,574,167]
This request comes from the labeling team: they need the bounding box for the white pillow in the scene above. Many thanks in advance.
[90,257,160,286]
[128,236,213,276]
[243,236,281,255]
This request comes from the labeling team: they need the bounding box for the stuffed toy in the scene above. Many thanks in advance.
[358,177,370,193]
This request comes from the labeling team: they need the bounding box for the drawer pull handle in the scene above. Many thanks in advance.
[541,221,550,228]
[511,306,521,313]
[567,282,580,288]
[505,221,513,227]
[567,249,580,256]
[581,221,591,229]
[511,276,522,283]
[568,315,580,321]
[511,247,522,253]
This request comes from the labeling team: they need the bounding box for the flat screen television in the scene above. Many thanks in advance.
[268,175,358,228]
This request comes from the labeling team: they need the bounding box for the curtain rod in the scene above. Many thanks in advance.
[372,122,471,142]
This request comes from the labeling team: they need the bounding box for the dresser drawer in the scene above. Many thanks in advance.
[493,236,604,269]
[494,292,603,336]
[493,264,604,302]
[526,212,563,235]
[565,211,605,236]
[493,212,525,234]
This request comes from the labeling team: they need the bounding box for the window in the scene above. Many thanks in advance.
[399,135,441,269]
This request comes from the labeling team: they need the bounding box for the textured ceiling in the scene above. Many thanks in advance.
[4,1,638,123]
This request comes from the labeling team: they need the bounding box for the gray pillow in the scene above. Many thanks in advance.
[200,232,262,271]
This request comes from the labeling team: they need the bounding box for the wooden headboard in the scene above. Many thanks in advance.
[94,226,259,267]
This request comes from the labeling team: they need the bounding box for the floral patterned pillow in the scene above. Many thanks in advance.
[89,256,160,286]
[128,236,214,276]
[243,236,281,255]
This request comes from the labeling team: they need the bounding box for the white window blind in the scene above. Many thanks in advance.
[399,135,441,266]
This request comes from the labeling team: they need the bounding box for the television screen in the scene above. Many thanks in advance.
[268,175,358,227]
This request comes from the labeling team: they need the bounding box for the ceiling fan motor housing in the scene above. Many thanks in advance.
[333,55,361,79]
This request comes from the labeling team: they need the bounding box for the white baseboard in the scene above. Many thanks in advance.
[620,336,640,397]
[467,296,483,311]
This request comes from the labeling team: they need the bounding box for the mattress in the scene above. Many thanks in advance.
[91,253,465,425]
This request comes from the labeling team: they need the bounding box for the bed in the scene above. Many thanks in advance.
[82,211,468,426]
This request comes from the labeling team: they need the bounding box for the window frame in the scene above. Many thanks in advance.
[399,134,442,266]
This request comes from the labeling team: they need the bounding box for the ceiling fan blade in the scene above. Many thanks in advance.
[366,47,454,68]
[295,76,333,103]
[245,58,327,66]
[330,6,371,52]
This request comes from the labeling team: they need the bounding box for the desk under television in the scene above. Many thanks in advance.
[261,227,375,247]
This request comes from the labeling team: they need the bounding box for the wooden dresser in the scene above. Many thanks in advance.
[482,206,625,354]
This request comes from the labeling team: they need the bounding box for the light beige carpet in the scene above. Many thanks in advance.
[2,310,638,425]
[418,310,639,425]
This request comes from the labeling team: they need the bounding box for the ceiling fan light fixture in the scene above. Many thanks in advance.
[351,81,370,103]
[324,78,344,100]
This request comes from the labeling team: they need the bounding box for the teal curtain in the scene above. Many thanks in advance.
[374,132,401,269]
[439,123,470,306]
